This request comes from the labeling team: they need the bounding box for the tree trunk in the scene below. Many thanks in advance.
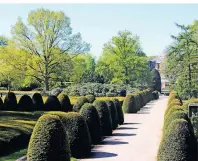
[44,58,50,91]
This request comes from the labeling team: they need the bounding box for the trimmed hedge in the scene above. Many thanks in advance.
[93,100,112,136]
[18,95,34,111]
[73,96,89,112]
[164,105,184,119]
[44,95,61,111]
[58,94,72,112]
[86,95,96,103]
[0,97,3,110]
[80,103,102,144]
[32,93,44,111]
[48,112,91,158]
[168,90,177,105]
[152,91,159,100]
[157,119,197,161]
[106,100,118,130]
[112,98,124,125]
[122,94,140,113]
[27,114,70,161]
[3,92,17,111]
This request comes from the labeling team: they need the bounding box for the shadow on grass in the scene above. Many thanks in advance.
[89,151,117,158]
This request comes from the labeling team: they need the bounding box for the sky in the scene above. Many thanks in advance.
[0,4,198,59]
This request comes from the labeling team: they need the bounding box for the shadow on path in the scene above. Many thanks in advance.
[101,140,128,145]
[117,127,138,130]
[89,151,117,158]
[124,122,141,125]
[113,133,136,137]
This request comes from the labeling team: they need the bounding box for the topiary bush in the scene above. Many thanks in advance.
[122,94,139,113]
[80,103,102,144]
[112,98,124,125]
[163,111,189,133]
[18,95,34,111]
[27,114,70,161]
[32,93,44,111]
[164,105,184,119]
[73,96,89,112]
[168,90,177,105]
[48,112,91,158]
[93,100,112,136]
[106,100,118,130]
[44,95,61,111]
[3,92,17,111]
[152,91,159,100]
[86,95,96,103]
[157,119,197,161]
[0,97,3,110]
[58,94,72,112]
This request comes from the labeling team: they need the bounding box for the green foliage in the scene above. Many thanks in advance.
[152,91,159,100]
[32,93,44,111]
[44,95,61,111]
[86,95,96,103]
[96,30,151,86]
[80,103,102,144]
[18,95,34,111]
[151,68,161,93]
[3,92,17,111]
[157,119,197,161]
[122,94,140,113]
[27,114,70,161]
[48,112,91,158]
[112,98,124,125]
[58,93,72,112]
[105,100,118,130]
[73,96,89,112]
[165,106,184,120]
[93,100,112,136]
[182,98,198,113]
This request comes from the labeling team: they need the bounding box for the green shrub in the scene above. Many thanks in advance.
[18,95,34,111]
[4,92,17,111]
[157,119,197,161]
[152,91,159,100]
[134,94,141,111]
[27,114,70,161]
[86,95,96,103]
[164,105,184,119]
[58,94,72,112]
[0,97,3,110]
[48,112,91,158]
[106,100,118,130]
[112,98,124,125]
[122,94,138,113]
[73,96,89,112]
[168,90,177,105]
[80,103,102,144]
[163,111,188,133]
[32,93,44,111]
[44,95,61,111]
[93,100,112,136]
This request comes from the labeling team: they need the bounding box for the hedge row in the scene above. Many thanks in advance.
[122,89,155,113]
[157,91,197,161]
[28,96,125,159]
[0,92,73,112]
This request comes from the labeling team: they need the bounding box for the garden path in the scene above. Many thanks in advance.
[80,95,168,161]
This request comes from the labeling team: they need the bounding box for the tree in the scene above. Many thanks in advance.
[151,68,161,93]
[96,30,150,86]
[0,36,8,47]
[10,8,90,91]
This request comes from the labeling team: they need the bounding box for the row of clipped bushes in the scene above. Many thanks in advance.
[122,89,157,113]
[157,91,198,161]
[27,96,124,160]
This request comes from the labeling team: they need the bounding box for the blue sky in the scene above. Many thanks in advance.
[0,4,197,59]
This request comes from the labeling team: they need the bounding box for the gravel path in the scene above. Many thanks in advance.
[80,95,168,161]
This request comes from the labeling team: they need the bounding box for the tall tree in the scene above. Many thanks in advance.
[10,8,90,90]
[151,68,161,93]
[96,30,150,86]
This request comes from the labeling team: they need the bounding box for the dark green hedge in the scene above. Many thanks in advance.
[3,92,17,111]
[0,97,3,110]
[73,96,89,112]
[27,114,70,161]
[112,98,124,125]
[48,112,91,158]
[32,93,44,111]
[58,94,72,112]
[86,95,96,103]
[80,103,102,144]
[93,100,112,136]
[18,95,34,111]
[106,100,118,130]
[44,95,61,111]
